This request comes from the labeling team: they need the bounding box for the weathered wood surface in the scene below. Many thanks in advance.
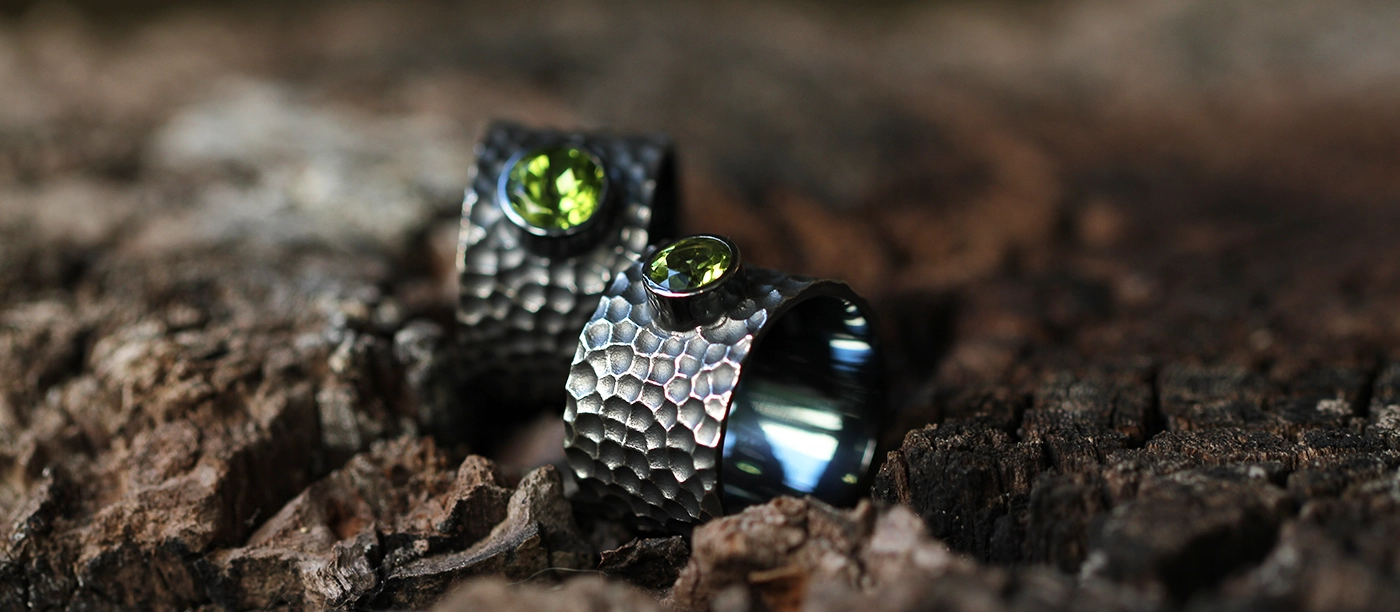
[2,0,1400,610]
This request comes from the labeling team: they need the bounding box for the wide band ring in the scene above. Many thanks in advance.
[457,122,678,415]
[563,235,882,532]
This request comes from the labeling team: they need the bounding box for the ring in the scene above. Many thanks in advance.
[457,122,678,414]
[562,235,882,531]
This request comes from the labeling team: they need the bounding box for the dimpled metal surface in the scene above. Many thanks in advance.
[564,262,859,532]
[457,122,673,404]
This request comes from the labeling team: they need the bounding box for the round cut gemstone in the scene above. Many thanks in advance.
[503,147,605,232]
[646,236,734,294]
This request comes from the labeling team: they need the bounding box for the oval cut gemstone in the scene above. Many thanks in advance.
[646,236,734,294]
[503,147,605,232]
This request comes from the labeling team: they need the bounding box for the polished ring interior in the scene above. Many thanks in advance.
[721,293,879,513]
[563,260,881,532]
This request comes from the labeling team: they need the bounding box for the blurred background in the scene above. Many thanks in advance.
[4,0,1400,415]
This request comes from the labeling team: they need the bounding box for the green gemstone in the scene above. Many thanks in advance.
[646,237,734,294]
[504,147,605,232]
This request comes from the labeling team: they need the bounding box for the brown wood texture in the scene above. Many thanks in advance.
[2,1,1400,610]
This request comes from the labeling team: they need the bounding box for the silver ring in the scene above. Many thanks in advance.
[563,235,882,532]
[456,122,678,419]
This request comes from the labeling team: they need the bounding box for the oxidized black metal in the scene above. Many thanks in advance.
[457,122,678,411]
[563,246,882,532]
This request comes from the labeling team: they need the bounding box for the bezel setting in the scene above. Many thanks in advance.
[496,145,611,238]
[642,235,743,299]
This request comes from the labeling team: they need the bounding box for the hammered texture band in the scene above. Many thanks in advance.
[457,122,677,408]
[563,258,881,532]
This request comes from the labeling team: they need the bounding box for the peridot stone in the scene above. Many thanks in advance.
[503,147,605,232]
[646,236,734,294]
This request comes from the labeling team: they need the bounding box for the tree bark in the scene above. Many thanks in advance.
[2,1,1400,610]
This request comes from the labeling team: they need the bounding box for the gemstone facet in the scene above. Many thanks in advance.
[646,236,734,295]
[502,147,605,233]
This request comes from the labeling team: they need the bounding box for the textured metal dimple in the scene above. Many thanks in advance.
[457,122,672,405]
[564,262,831,532]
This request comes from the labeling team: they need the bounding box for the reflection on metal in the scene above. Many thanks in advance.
[829,335,872,373]
[751,387,845,432]
[720,294,881,513]
[759,421,839,492]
